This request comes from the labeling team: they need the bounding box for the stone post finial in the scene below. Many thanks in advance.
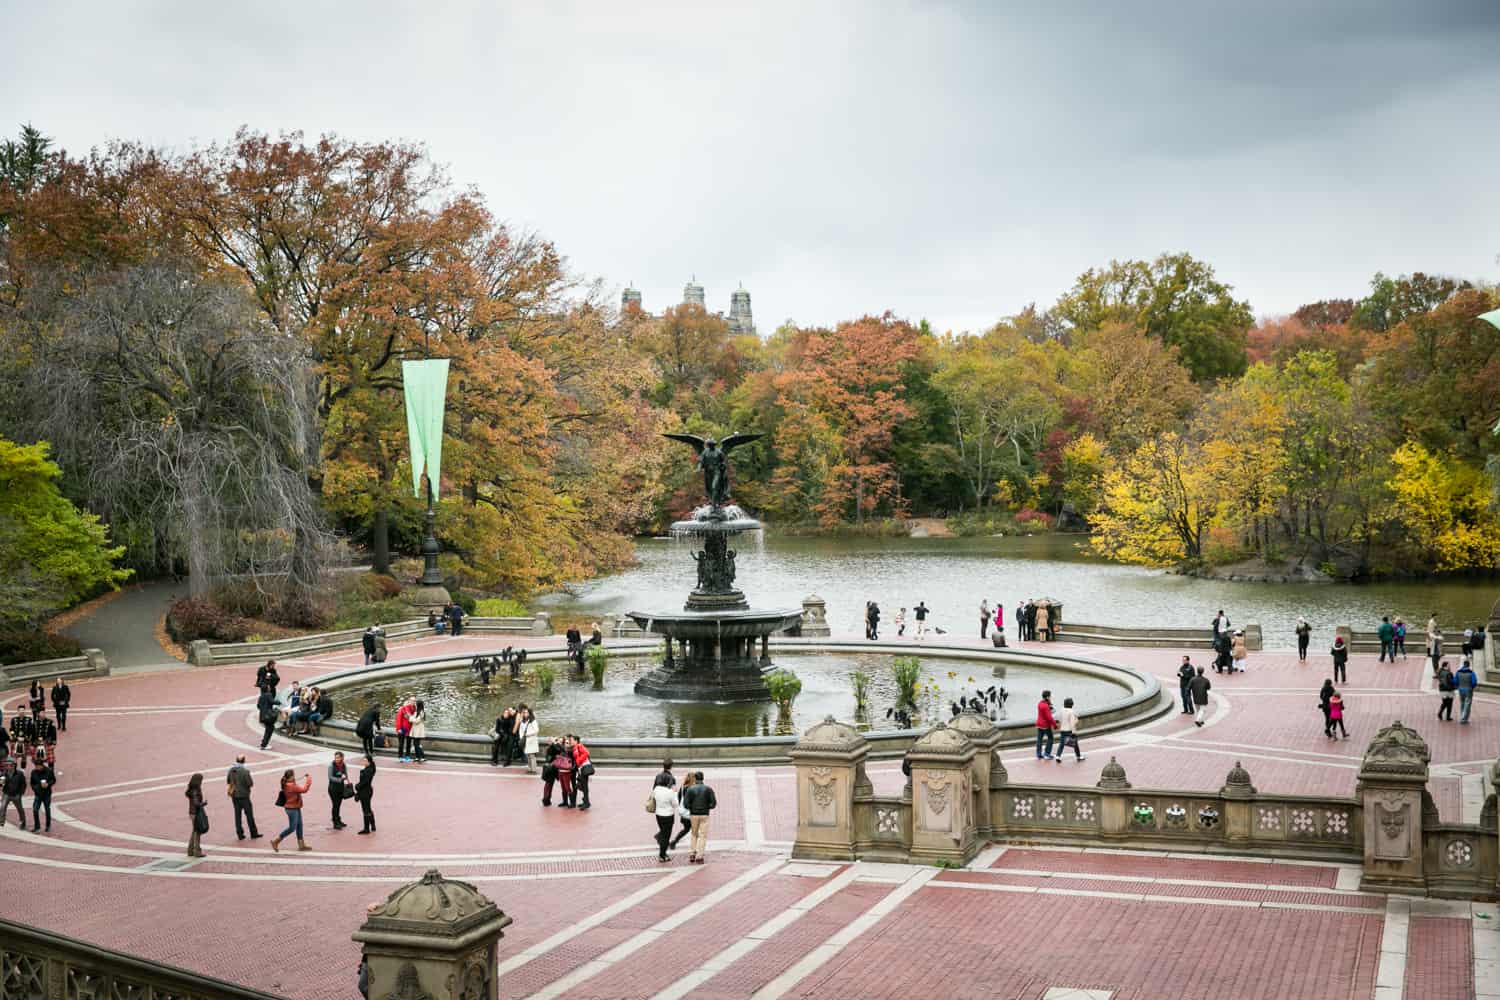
[1219,761,1256,798]
[1096,756,1131,790]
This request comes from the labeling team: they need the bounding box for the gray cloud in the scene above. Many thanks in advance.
[3,0,1496,333]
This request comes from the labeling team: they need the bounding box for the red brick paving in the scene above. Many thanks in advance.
[1405,916,1474,999]
[992,848,1341,887]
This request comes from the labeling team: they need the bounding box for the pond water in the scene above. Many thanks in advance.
[331,651,1128,739]
[539,534,1500,650]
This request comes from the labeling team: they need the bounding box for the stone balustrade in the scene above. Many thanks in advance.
[188,615,553,665]
[0,649,109,687]
[791,715,1500,899]
[1055,621,1263,651]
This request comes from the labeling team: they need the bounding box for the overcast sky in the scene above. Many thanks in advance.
[4,1,1497,333]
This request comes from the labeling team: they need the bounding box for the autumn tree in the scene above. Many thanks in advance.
[1091,432,1215,566]
[1059,323,1198,453]
[1385,440,1500,571]
[1351,271,1470,333]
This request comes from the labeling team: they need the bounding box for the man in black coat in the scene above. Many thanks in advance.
[1177,656,1196,714]
[29,756,55,832]
[50,680,70,732]
[1,761,25,828]
[361,627,377,665]
[355,755,377,834]
[355,706,381,758]
[256,689,277,749]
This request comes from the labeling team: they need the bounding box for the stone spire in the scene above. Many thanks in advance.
[621,281,642,311]
[682,275,705,308]
[728,282,755,335]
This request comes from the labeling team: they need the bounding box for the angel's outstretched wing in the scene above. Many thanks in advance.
[720,432,764,453]
[662,433,707,454]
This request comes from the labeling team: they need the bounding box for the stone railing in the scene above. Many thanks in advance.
[0,915,286,999]
[1055,621,1263,652]
[188,614,553,665]
[792,714,1499,899]
[0,649,109,688]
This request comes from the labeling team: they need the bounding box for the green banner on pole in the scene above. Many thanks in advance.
[402,359,450,501]
[1480,308,1500,333]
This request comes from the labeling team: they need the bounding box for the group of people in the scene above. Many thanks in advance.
[427,602,466,635]
[564,624,603,671]
[1033,690,1086,761]
[0,678,71,834]
[647,759,718,863]
[489,705,540,769]
[540,733,593,808]
[1014,600,1056,642]
[864,601,931,639]
[190,750,379,857]
[360,626,388,665]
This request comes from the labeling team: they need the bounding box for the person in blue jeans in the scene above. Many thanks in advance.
[1456,660,1478,724]
[1035,691,1056,759]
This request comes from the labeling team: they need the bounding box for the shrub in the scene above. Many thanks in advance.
[1014,508,1054,528]
[475,597,528,617]
[166,598,253,643]
[585,645,608,687]
[850,669,872,712]
[892,655,922,707]
[765,669,802,709]
[365,573,403,599]
[0,630,83,666]
[452,591,477,615]
[532,663,557,696]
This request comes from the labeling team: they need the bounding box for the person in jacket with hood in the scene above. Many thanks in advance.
[1035,691,1056,759]
[1330,636,1348,684]
[1456,660,1479,724]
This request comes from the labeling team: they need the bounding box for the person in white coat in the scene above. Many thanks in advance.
[516,707,540,773]
[407,700,428,763]
[650,774,678,862]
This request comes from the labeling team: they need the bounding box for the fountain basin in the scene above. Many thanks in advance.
[627,606,803,701]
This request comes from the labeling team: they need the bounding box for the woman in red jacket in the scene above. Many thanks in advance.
[271,768,313,853]
[570,735,593,810]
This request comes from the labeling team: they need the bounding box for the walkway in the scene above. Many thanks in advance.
[2,633,1494,998]
[60,577,187,670]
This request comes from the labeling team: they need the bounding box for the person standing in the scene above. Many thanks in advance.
[993,603,1004,641]
[1330,636,1348,684]
[1295,618,1311,662]
[255,660,280,696]
[1053,698,1085,762]
[50,679,70,732]
[395,697,414,762]
[1231,630,1248,672]
[1456,660,1478,724]
[256,688,278,750]
[517,707,539,773]
[650,773,677,862]
[371,627,388,664]
[1177,656,1196,714]
[1328,690,1348,740]
[1,760,24,828]
[894,607,906,637]
[979,600,990,640]
[361,626,377,666]
[270,769,313,853]
[1429,631,1444,679]
[669,771,695,850]
[1318,678,1336,737]
[913,601,930,639]
[1189,668,1211,727]
[490,709,514,767]
[1212,610,1230,645]
[1037,603,1051,642]
[1394,619,1408,659]
[572,735,593,810]
[27,681,44,721]
[447,601,465,636]
[328,752,352,830]
[355,755,377,834]
[185,773,207,858]
[1035,691,1056,759]
[408,700,428,763]
[1016,602,1025,642]
[683,770,717,864]
[864,602,874,640]
[227,755,261,840]
[551,735,576,807]
[355,706,381,758]
[1437,661,1456,722]
[1377,617,1395,663]
[868,602,880,640]
[29,754,54,832]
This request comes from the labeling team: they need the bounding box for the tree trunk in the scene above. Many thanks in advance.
[372,508,390,575]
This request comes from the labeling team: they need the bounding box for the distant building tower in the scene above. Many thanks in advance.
[728,283,755,336]
[683,276,705,308]
[622,282,642,311]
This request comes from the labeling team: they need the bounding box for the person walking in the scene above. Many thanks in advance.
[572,734,593,810]
[1319,678,1335,737]
[650,773,677,862]
[355,706,381,758]
[185,773,207,858]
[979,600,990,640]
[683,770,717,864]
[0,760,24,828]
[328,752,352,830]
[270,769,313,853]
[1328,689,1348,740]
[1429,631,1444,679]
[1330,636,1348,684]
[227,754,261,840]
[1177,657,1196,714]
[1189,668,1211,727]
[29,754,54,832]
[1035,691,1056,759]
[1053,698,1085,762]
[407,700,428,763]
[1394,619,1408,659]
[50,679,70,732]
[1437,661,1456,722]
[355,755,377,834]
[1456,660,1478,724]
[1295,618,1311,662]
[913,601,930,639]
[669,771,695,851]
[517,707,539,773]
[256,687,277,750]
[1377,617,1396,663]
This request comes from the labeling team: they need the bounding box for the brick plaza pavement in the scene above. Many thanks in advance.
[1,631,1494,998]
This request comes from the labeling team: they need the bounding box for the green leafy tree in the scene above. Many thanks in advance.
[1351,272,1470,333]
[0,437,130,627]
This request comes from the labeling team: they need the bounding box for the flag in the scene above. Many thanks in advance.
[402,359,450,500]
[1480,308,1500,333]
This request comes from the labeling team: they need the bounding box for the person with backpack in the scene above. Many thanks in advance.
[1177,656,1196,714]
[1437,661,1456,722]
[1330,636,1348,684]
[1189,668,1212,726]
[1393,619,1408,659]
[1456,660,1479,724]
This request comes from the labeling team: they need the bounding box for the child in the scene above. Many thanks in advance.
[1328,690,1348,740]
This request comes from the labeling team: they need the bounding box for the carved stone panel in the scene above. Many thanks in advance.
[808,766,838,828]
[1371,794,1413,860]
[919,770,953,834]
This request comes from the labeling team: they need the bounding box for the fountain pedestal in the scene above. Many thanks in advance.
[629,504,801,703]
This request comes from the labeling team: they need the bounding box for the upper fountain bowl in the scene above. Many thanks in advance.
[670,503,763,536]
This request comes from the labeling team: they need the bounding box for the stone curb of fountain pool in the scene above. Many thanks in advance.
[277,639,1172,766]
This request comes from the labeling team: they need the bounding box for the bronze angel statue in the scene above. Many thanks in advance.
[664,432,764,507]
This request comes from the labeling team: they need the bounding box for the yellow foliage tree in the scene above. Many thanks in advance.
[1385,441,1500,571]
[1091,432,1215,566]
[1060,432,1108,517]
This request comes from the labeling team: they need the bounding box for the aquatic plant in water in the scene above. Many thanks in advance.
[893,655,922,707]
